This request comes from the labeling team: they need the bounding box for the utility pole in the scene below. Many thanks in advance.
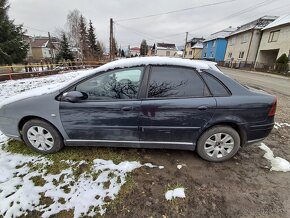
[128,45,130,58]
[48,32,54,63]
[109,18,113,61]
[183,32,188,58]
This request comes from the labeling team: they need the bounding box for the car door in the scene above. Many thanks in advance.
[59,67,144,142]
[139,65,216,149]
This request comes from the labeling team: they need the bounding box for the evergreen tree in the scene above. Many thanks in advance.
[121,49,125,57]
[0,0,28,64]
[56,33,74,62]
[112,37,118,58]
[79,15,89,60]
[87,20,103,60]
[140,39,148,56]
[96,40,103,60]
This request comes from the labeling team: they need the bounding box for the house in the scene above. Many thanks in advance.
[29,36,59,61]
[224,16,277,67]
[23,35,33,61]
[202,27,236,62]
[129,47,140,57]
[152,43,178,57]
[184,37,204,59]
[255,14,290,69]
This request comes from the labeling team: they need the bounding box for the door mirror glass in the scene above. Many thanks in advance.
[62,91,88,103]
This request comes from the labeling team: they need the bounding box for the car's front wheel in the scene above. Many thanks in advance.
[197,125,240,162]
[22,119,64,154]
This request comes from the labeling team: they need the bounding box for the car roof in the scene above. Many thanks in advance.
[95,57,210,73]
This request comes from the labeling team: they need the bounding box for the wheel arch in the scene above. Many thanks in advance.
[18,116,64,139]
[197,122,247,147]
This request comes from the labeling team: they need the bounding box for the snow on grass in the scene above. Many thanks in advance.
[274,122,290,129]
[259,143,290,172]
[0,140,160,217]
[165,188,186,200]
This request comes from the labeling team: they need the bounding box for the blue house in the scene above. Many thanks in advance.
[202,27,236,62]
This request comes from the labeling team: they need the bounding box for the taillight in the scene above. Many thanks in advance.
[268,96,277,116]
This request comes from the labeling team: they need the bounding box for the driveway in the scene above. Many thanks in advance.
[221,67,290,96]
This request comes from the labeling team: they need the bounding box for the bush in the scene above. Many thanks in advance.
[276,53,289,64]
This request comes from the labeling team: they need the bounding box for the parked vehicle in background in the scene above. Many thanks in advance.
[0,57,277,162]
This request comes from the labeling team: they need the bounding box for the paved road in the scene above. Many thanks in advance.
[220,67,290,96]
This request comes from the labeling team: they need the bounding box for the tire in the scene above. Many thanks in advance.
[22,119,64,154]
[197,125,240,162]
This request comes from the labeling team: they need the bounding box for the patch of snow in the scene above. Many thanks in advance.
[143,163,164,169]
[96,57,210,73]
[0,69,97,109]
[165,188,186,200]
[259,143,290,172]
[177,164,186,169]
[0,144,163,217]
[274,122,290,129]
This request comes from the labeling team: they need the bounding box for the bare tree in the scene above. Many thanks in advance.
[66,10,81,52]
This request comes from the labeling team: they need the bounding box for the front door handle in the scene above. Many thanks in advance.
[121,106,133,111]
[197,105,208,111]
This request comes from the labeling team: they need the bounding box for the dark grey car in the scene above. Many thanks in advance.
[0,57,276,162]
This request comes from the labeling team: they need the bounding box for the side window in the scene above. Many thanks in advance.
[75,67,143,100]
[147,66,209,98]
[202,73,230,97]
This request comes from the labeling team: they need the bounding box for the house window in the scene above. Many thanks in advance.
[166,51,170,56]
[241,33,248,43]
[213,40,216,47]
[185,51,187,56]
[238,51,244,59]
[268,30,280,42]
[228,52,232,58]
[189,51,193,55]
[204,52,207,57]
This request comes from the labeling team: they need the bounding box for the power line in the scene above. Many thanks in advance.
[116,0,238,22]
[187,0,278,35]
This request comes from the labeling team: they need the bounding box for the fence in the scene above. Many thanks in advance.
[0,61,108,81]
[219,61,290,75]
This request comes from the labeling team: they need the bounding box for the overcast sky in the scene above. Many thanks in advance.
[8,0,290,48]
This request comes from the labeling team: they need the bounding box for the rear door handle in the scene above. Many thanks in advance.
[121,106,133,111]
[197,105,208,111]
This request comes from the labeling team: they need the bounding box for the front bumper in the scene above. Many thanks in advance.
[0,116,21,140]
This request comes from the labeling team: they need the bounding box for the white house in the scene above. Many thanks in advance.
[256,14,290,67]
[224,16,277,67]
[152,43,178,57]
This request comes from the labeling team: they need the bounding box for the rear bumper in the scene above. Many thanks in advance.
[245,122,274,145]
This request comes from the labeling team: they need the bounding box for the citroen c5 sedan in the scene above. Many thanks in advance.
[0,57,276,162]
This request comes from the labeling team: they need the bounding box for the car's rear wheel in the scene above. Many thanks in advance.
[22,119,64,154]
[197,125,240,162]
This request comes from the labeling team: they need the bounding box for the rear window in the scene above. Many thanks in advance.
[202,73,230,97]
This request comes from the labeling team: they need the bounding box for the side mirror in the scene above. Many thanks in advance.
[62,91,88,103]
